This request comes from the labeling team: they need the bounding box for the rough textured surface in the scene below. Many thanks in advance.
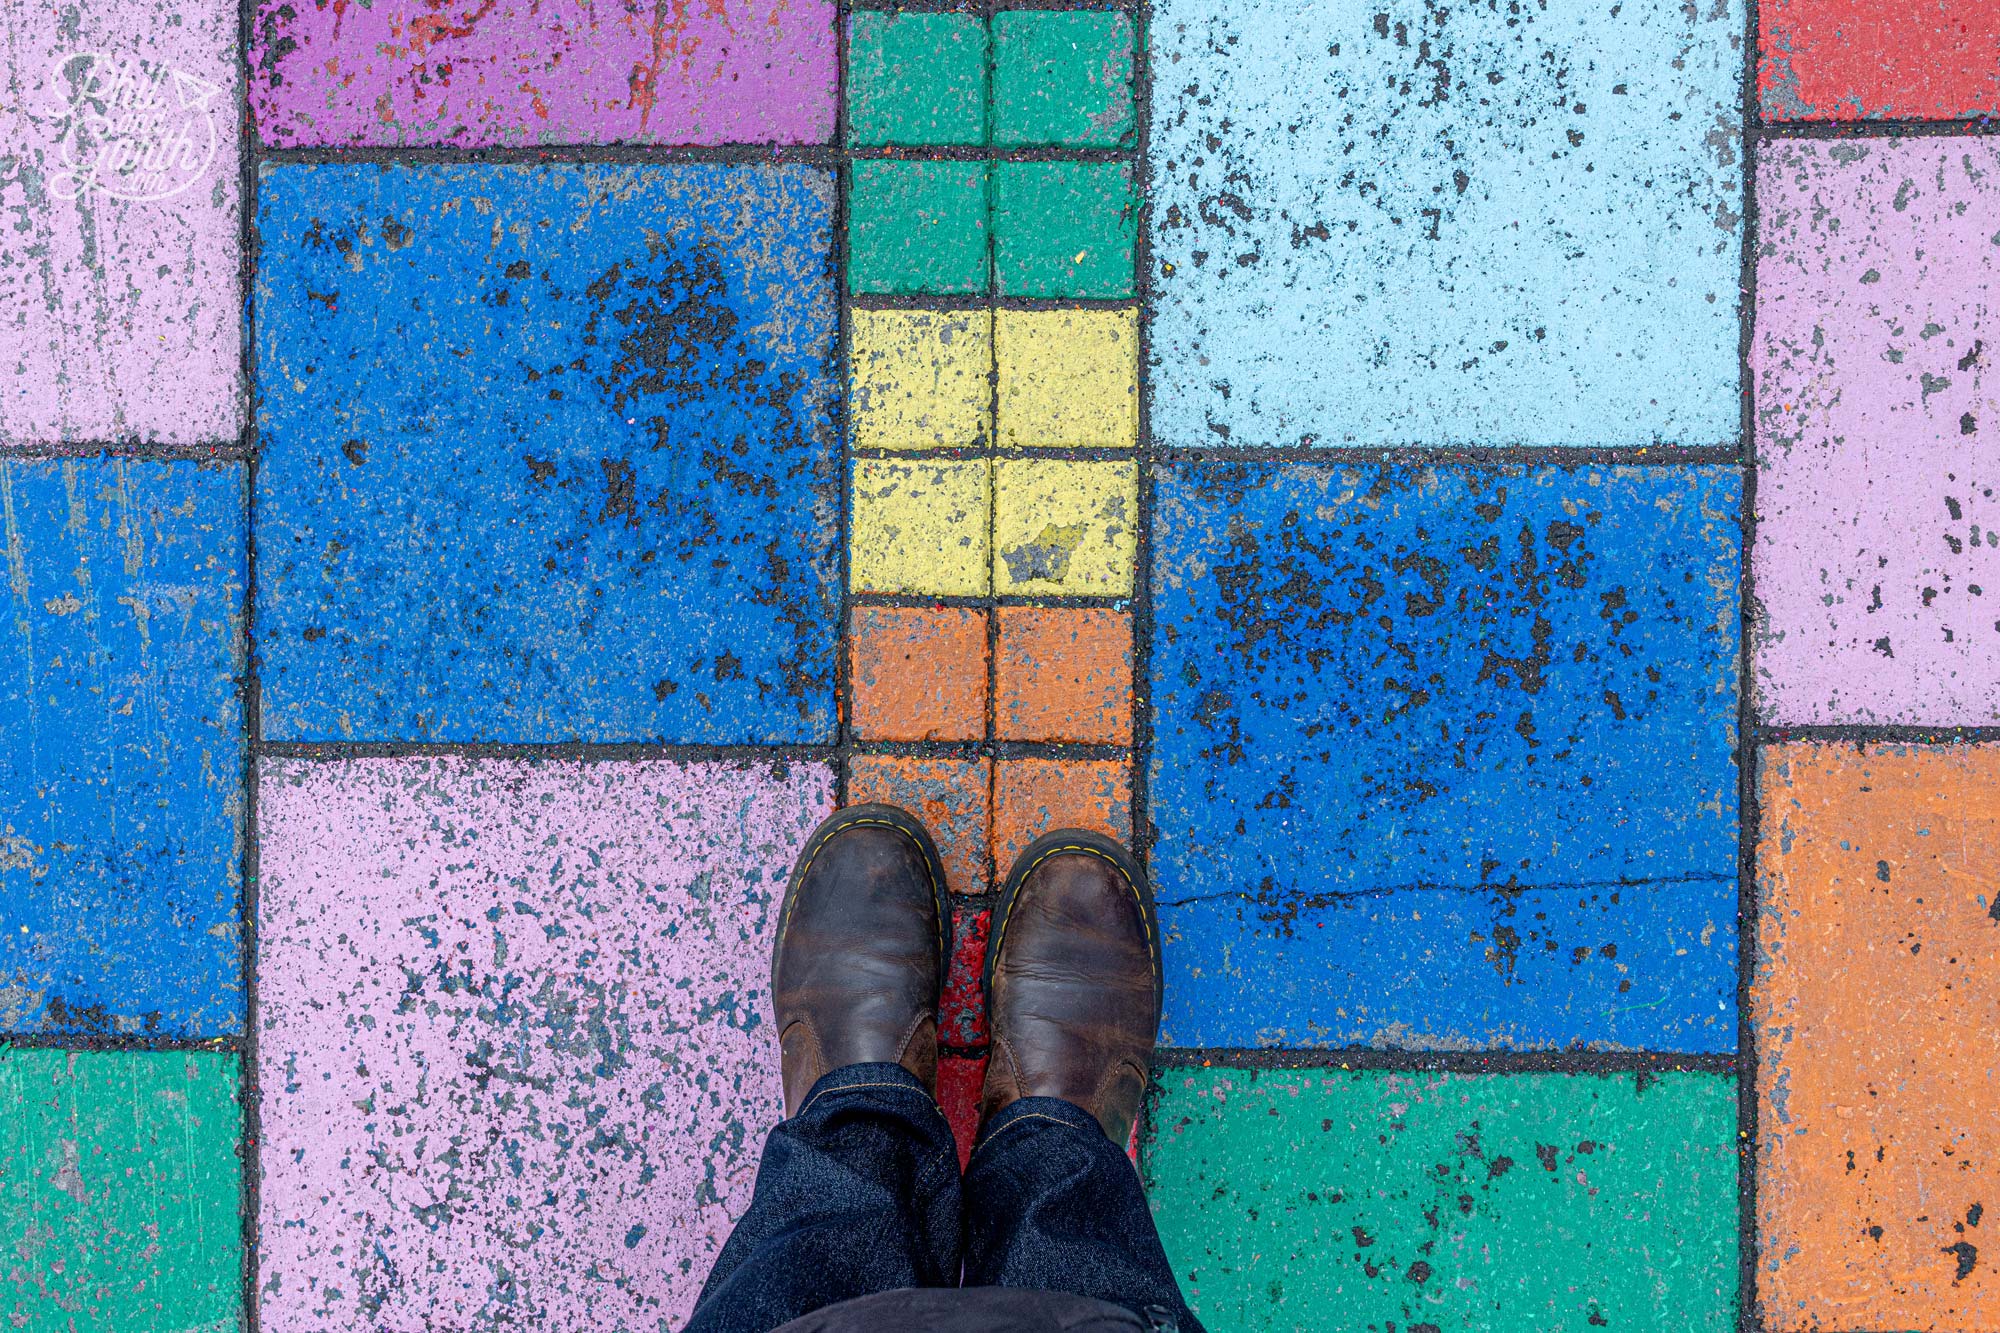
[255,163,838,744]
[849,606,988,743]
[1150,463,1742,1050]
[991,758,1131,874]
[993,162,1138,299]
[257,757,828,1332]
[995,308,1140,450]
[1,1048,243,1332]
[1149,0,1744,448]
[942,904,990,1047]
[849,308,992,451]
[1761,0,2000,119]
[0,0,241,445]
[1756,743,2000,1330]
[249,0,835,147]
[1754,140,2000,726]
[992,11,1136,150]
[1145,1068,1740,1332]
[848,163,990,296]
[846,12,987,148]
[850,458,991,596]
[993,459,1137,597]
[1,460,245,1036]
[845,755,991,898]
[994,607,1133,745]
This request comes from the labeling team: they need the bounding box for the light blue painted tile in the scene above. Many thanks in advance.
[1149,0,1745,448]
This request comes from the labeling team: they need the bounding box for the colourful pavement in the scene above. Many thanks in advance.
[0,1,1994,1330]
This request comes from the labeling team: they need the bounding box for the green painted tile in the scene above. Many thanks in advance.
[847,12,988,146]
[993,10,1137,148]
[849,160,991,296]
[993,160,1137,298]
[1143,1068,1739,1332]
[1,1049,243,1333]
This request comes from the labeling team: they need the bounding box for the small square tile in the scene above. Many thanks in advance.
[850,606,989,742]
[993,459,1137,596]
[991,758,1132,873]
[847,12,989,146]
[1761,0,2000,119]
[993,10,1136,148]
[942,905,992,1046]
[1,1050,245,1331]
[850,307,993,451]
[1753,140,2000,725]
[995,607,1133,745]
[852,457,993,597]
[1755,742,2000,1330]
[937,1054,988,1170]
[996,307,1139,449]
[992,161,1137,299]
[849,161,991,296]
[847,755,992,897]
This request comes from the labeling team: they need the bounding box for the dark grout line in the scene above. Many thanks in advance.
[0,1033,245,1052]
[1758,724,2000,745]
[852,590,1132,610]
[1150,443,1745,466]
[1736,1,1763,1325]
[258,741,840,762]
[1761,116,2000,138]
[848,292,1140,312]
[0,442,249,460]
[852,144,1134,163]
[1130,0,1161,1174]
[1153,1048,1740,1075]
[856,739,1131,762]
[262,143,841,166]
[854,443,1138,462]
[834,2,855,812]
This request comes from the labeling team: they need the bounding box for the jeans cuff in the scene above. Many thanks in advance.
[794,1060,939,1119]
[967,1093,1102,1159]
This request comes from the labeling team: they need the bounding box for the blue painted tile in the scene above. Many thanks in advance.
[1150,464,1742,1051]
[1149,0,1744,449]
[0,460,245,1036]
[255,164,839,743]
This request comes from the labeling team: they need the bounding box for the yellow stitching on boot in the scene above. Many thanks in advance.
[778,815,946,961]
[988,844,1157,988]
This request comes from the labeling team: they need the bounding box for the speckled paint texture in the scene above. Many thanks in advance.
[1754,140,2000,726]
[1760,0,2000,120]
[1150,463,1742,1050]
[257,757,829,1332]
[1,459,245,1036]
[1145,1068,1740,1331]
[249,0,836,147]
[1,1048,243,1331]
[0,0,241,445]
[1149,0,1744,449]
[1756,743,1999,1330]
[254,163,838,743]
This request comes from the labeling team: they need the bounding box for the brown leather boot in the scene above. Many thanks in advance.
[772,803,951,1116]
[981,828,1163,1145]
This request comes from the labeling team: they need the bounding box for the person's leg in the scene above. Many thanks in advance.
[962,831,1205,1333]
[685,805,961,1333]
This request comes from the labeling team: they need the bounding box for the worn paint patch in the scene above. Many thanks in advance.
[0,0,241,445]
[1149,0,1744,448]
[1144,1068,1739,1331]
[1150,462,1741,1050]
[991,758,1132,876]
[846,755,991,898]
[0,460,244,1036]
[250,0,836,147]
[1760,0,2000,119]
[942,904,991,1047]
[993,459,1137,596]
[849,606,988,743]
[851,457,992,597]
[992,11,1137,150]
[256,757,829,1333]
[850,308,993,451]
[1755,743,2000,1330]
[995,308,1139,450]
[994,607,1133,746]
[1,1049,243,1332]
[254,163,838,744]
[1753,140,2000,726]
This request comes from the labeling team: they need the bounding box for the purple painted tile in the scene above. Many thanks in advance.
[256,756,830,1330]
[249,0,836,148]
[1754,141,2000,724]
[0,0,241,445]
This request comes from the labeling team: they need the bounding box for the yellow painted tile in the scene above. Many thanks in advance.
[993,459,1137,596]
[995,307,1139,449]
[850,308,993,450]
[852,457,992,596]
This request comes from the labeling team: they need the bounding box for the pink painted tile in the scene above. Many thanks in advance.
[1754,140,2000,725]
[257,756,830,1331]
[1,0,242,445]
[249,0,836,148]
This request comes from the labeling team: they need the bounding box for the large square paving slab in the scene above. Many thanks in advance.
[254,163,839,743]
[256,756,828,1332]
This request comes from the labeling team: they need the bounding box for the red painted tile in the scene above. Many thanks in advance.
[994,607,1133,745]
[942,905,991,1047]
[937,1053,988,1170]
[990,758,1132,876]
[850,606,988,742]
[1761,0,2000,120]
[846,754,992,896]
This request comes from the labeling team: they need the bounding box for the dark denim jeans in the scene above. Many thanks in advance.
[684,1063,1205,1333]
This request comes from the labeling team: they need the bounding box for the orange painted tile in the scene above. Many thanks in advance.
[849,606,988,742]
[846,754,992,896]
[1755,742,2000,1332]
[991,757,1132,875]
[993,607,1133,745]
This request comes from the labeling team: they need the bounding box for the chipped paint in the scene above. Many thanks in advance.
[1758,0,2000,119]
